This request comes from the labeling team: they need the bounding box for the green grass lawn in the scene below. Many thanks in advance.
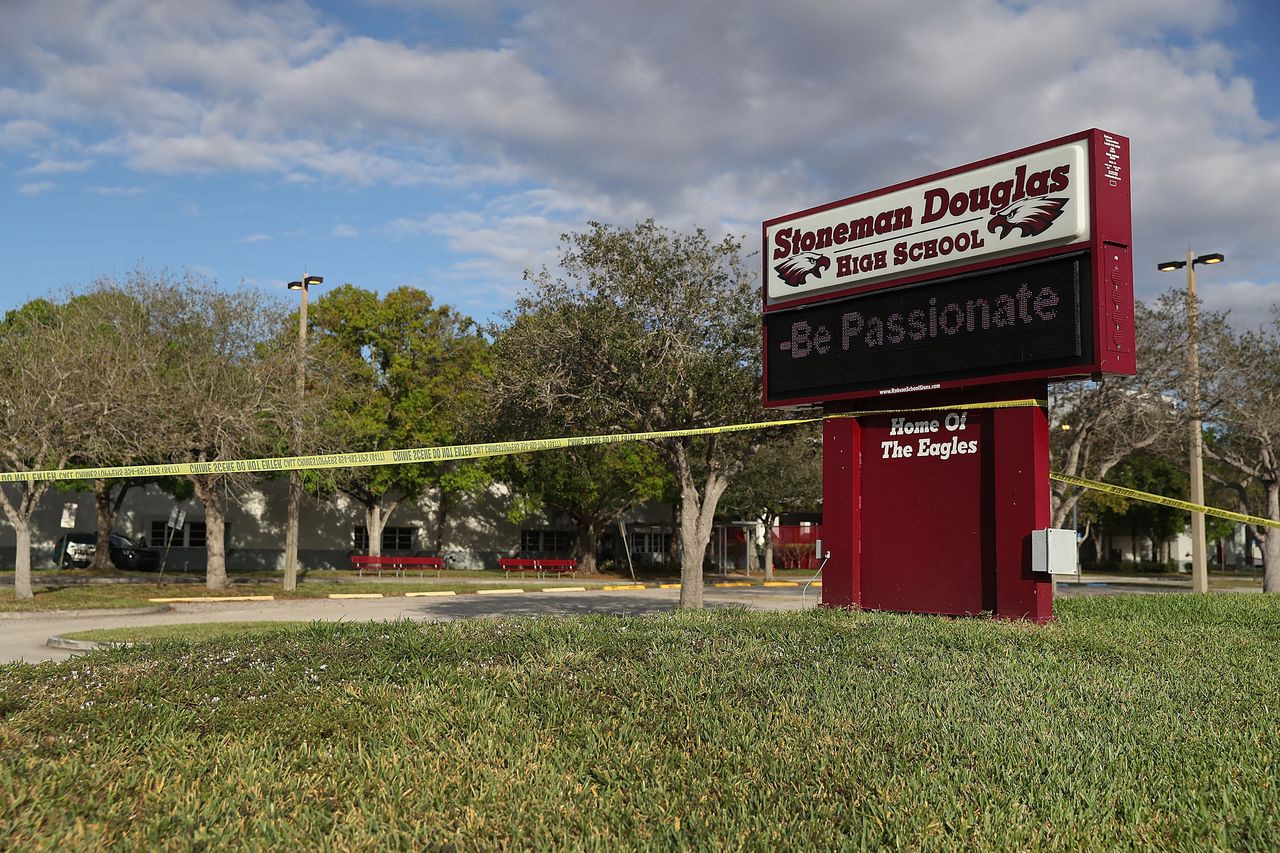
[2,596,1278,849]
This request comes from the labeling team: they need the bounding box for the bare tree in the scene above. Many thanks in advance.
[52,282,177,570]
[0,297,121,597]
[126,274,296,590]
[1197,308,1280,592]
[1049,294,1191,528]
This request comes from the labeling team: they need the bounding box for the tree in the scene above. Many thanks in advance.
[719,422,822,580]
[306,285,490,557]
[0,299,85,598]
[503,443,672,573]
[488,220,766,608]
[1197,308,1280,591]
[48,283,181,570]
[1088,452,1189,566]
[1049,293,1191,528]
[129,274,297,590]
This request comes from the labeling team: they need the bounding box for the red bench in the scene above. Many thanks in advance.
[351,555,446,578]
[499,557,538,577]
[499,557,578,578]
[535,558,578,577]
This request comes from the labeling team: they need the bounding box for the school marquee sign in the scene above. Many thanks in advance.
[763,129,1133,406]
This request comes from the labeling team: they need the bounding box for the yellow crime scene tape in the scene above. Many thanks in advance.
[1,396,1269,532]
[0,419,807,484]
[1050,473,1280,530]
[0,399,1041,484]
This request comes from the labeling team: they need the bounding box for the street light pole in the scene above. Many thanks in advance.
[1158,250,1223,594]
[1184,248,1208,595]
[285,274,322,591]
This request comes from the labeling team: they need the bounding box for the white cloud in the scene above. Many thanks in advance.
[0,119,51,151]
[18,181,54,195]
[238,233,272,243]
[87,185,145,196]
[1197,278,1280,327]
[331,223,357,237]
[22,157,92,174]
[1,0,1278,307]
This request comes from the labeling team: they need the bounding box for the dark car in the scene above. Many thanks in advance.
[54,532,161,571]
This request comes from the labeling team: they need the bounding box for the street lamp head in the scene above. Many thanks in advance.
[1156,261,1186,272]
[287,275,324,291]
[1195,253,1225,266]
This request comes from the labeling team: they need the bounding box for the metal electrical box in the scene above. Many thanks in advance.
[1031,528,1078,575]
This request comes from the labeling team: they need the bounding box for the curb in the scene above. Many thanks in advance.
[150,595,276,604]
[46,635,127,652]
[0,605,173,621]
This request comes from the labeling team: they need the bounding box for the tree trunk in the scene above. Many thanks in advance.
[1050,489,1077,531]
[575,517,599,574]
[12,521,33,600]
[763,516,776,582]
[366,500,386,558]
[434,489,450,555]
[90,479,115,571]
[283,470,300,591]
[0,482,47,600]
[1264,480,1280,593]
[191,475,228,590]
[675,474,730,610]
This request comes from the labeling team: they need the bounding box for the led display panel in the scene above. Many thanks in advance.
[765,254,1091,403]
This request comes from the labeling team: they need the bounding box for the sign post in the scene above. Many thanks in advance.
[763,129,1132,621]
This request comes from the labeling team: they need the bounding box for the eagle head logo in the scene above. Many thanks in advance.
[773,252,831,287]
[987,197,1068,239]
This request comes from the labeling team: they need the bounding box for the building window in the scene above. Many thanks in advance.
[520,529,575,555]
[150,520,205,548]
[150,520,177,547]
[630,530,673,557]
[354,526,415,552]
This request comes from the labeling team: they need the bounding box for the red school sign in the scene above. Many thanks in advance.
[762,128,1133,408]
[762,129,1134,620]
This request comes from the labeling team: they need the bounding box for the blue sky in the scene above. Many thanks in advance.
[3,0,1279,324]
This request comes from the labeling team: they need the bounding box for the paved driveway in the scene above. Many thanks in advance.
[0,585,822,664]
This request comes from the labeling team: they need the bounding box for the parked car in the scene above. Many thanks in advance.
[53,532,161,571]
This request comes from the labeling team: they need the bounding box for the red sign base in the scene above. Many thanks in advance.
[820,381,1052,622]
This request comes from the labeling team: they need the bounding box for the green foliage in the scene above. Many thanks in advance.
[503,443,672,563]
[1084,452,1188,552]
[719,422,822,523]
[1,597,1278,848]
[306,285,491,514]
